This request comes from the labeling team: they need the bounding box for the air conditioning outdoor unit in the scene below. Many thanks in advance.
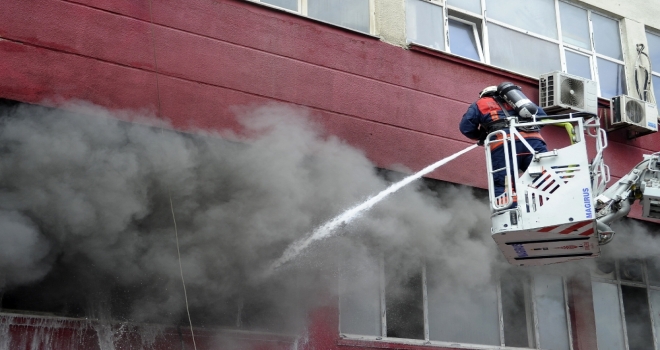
[610,95,658,135]
[539,71,598,114]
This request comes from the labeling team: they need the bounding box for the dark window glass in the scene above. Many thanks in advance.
[621,285,654,350]
[385,257,424,339]
[501,273,534,347]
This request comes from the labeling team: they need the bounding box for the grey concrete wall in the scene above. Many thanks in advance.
[374,0,407,47]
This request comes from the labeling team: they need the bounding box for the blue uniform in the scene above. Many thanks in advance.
[459,96,548,198]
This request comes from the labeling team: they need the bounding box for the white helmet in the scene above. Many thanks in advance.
[479,86,498,98]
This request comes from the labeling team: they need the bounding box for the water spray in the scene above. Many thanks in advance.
[267,144,478,273]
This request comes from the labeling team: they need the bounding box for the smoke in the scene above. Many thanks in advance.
[8,100,655,343]
[602,218,660,259]
[0,101,499,332]
[0,210,51,287]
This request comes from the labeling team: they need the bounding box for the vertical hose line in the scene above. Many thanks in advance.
[635,44,653,103]
[148,1,198,349]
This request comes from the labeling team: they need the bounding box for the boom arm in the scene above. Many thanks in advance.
[595,153,660,244]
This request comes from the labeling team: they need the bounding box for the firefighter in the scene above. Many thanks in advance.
[459,83,548,202]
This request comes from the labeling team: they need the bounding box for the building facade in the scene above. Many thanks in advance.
[1,0,660,349]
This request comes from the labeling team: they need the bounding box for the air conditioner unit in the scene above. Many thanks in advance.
[539,71,598,114]
[610,95,658,135]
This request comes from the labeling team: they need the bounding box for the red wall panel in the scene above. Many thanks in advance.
[0,40,158,111]
[0,0,154,70]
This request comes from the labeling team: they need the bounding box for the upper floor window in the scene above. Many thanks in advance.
[406,0,445,51]
[407,0,626,98]
[253,0,372,34]
[645,30,660,106]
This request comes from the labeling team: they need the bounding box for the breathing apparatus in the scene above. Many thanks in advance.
[496,82,538,119]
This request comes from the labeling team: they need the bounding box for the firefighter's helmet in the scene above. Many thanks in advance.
[479,86,498,98]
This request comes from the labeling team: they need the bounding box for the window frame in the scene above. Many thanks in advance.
[405,0,448,52]
[247,0,377,35]
[339,255,574,349]
[439,0,626,97]
[591,259,660,350]
[447,16,485,62]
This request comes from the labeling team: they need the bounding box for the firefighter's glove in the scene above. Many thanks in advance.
[477,128,488,146]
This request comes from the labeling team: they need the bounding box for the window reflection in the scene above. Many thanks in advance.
[566,50,592,79]
[592,13,623,60]
[308,0,370,33]
[447,0,481,14]
[406,0,445,50]
[486,0,557,39]
[654,76,660,108]
[559,2,590,49]
[488,23,561,78]
[597,58,627,98]
[261,0,297,11]
[647,31,660,71]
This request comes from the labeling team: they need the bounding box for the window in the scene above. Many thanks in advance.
[250,0,373,34]
[340,253,572,349]
[487,23,561,77]
[406,0,445,51]
[591,258,660,350]
[646,30,660,106]
[590,12,626,98]
[448,17,483,61]
[408,0,627,98]
[261,0,297,11]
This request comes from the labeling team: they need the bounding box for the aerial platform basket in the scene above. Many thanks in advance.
[485,113,609,266]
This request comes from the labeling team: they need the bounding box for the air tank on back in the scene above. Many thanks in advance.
[497,82,538,119]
